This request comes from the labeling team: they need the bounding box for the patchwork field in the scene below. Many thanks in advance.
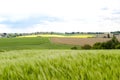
[51,37,120,46]
[0,50,120,80]
[1,36,120,51]
[0,37,76,51]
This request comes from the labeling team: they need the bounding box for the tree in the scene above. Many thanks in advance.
[107,34,110,38]
[2,33,7,37]
[111,35,119,44]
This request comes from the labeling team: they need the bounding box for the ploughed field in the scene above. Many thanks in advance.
[51,37,120,46]
[0,50,120,80]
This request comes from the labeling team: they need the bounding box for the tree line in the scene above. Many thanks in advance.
[71,35,120,50]
[82,35,120,49]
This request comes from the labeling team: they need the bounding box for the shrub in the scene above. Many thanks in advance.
[71,46,77,50]
[0,49,5,52]
[104,40,115,49]
[115,44,120,49]
[82,44,91,49]
[92,42,102,49]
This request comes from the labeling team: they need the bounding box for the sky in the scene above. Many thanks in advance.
[0,0,120,33]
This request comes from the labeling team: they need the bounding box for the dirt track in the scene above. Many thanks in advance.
[50,37,120,46]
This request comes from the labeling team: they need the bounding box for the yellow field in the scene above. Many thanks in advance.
[18,34,65,38]
[67,35,94,38]
[18,34,95,38]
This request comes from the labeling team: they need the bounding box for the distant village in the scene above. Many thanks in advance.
[0,31,120,38]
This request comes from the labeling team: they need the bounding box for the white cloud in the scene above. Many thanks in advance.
[0,0,120,32]
[0,24,11,33]
[0,17,7,22]
[25,19,120,33]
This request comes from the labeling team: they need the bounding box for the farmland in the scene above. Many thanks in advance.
[18,34,95,38]
[0,37,76,51]
[0,50,120,80]
[1,36,118,51]
[0,35,120,80]
[0,34,96,51]
[51,37,120,46]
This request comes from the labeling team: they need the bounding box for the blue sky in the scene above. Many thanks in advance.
[0,0,120,33]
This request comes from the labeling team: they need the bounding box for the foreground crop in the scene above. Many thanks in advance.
[0,50,120,80]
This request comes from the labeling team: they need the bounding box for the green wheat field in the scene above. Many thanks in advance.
[0,50,120,80]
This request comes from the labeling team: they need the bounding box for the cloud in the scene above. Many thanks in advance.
[0,17,7,22]
[24,19,120,33]
[0,16,60,29]
[101,7,109,11]
[112,10,120,14]
[0,24,11,33]
[0,0,120,33]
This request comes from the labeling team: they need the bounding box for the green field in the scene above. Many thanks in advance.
[0,37,78,51]
[0,50,120,80]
